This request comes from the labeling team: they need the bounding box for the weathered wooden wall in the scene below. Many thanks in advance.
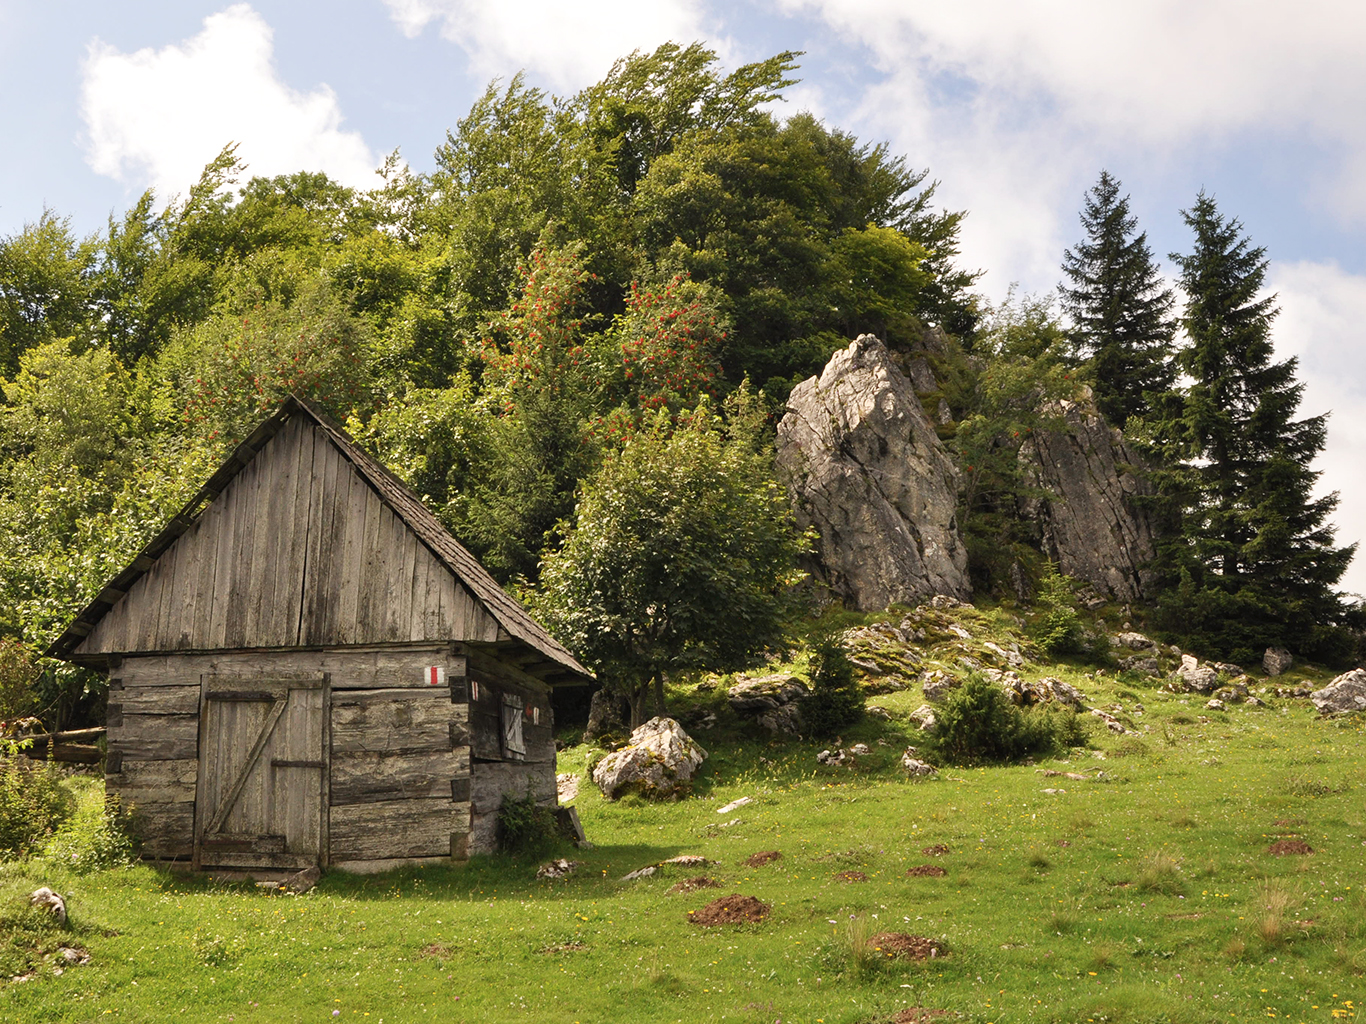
[106,646,473,869]
[464,649,557,855]
[77,416,500,658]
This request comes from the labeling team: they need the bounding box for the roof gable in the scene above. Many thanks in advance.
[49,398,589,683]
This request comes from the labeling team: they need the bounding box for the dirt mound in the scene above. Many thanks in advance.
[835,870,868,883]
[1268,839,1314,856]
[744,850,783,867]
[688,894,770,926]
[921,844,950,856]
[868,933,946,960]
[891,1010,950,1024]
[906,864,947,877]
[669,876,719,894]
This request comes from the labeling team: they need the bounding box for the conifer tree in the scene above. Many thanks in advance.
[1059,170,1176,427]
[1153,193,1355,663]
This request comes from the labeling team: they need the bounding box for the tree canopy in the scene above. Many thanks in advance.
[534,399,807,726]
[0,44,1357,726]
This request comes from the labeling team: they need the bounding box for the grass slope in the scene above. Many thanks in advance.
[1,641,1363,1023]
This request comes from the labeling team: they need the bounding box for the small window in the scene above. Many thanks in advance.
[501,693,526,759]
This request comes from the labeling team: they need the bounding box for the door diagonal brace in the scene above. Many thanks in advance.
[205,696,289,836]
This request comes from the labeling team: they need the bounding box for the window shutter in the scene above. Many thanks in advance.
[501,693,526,759]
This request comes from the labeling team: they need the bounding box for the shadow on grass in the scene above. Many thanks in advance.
[147,840,698,902]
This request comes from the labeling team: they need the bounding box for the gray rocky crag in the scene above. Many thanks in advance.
[1311,669,1366,714]
[776,335,971,610]
[1020,387,1159,602]
[726,674,809,736]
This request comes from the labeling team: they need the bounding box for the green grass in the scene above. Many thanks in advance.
[1,635,1363,1023]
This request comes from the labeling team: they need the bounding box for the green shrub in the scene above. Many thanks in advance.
[800,635,864,738]
[0,639,39,720]
[0,750,74,857]
[927,675,1085,765]
[1030,562,1084,656]
[44,793,136,873]
[497,790,559,856]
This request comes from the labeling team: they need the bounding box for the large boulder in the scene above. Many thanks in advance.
[1168,654,1221,693]
[1020,388,1160,602]
[1263,647,1294,677]
[1311,670,1366,714]
[776,335,971,610]
[726,675,809,713]
[591,718,707,800]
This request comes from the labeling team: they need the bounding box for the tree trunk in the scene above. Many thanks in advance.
[628,685,647,730]
[653,674,666,720]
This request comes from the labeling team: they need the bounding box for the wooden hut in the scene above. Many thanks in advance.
[47,397,592,872]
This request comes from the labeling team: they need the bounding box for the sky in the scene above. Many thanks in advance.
[2,0,1363,597]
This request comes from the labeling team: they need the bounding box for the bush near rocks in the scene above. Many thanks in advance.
[926,675,1087,765]
[498,790,560,856]
[799,636,864,738]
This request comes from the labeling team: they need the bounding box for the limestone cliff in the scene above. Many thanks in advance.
[776,335,971,610]
[1019,388,1159,602]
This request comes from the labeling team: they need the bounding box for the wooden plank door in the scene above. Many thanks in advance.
[195,674,328,870]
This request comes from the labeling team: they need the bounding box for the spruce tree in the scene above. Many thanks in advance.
[1060,170,1176,427]
[1154,192,1356,663]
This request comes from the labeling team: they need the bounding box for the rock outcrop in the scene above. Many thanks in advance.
[1263,647,1294,677]
[1168,654,1221,693]
[591,718,707,800]
[1311,669,1366,714]
[1020,388,1159,602]
[727,674,809,736]
[777,335,971,610]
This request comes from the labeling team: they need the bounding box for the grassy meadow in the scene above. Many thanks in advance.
[1,611,1363,1024]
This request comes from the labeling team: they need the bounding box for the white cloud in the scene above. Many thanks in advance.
[81,5,377,201]
[782,1,1366,146]
[777,0,1366,290]
[1271,260,1366,597]
[381,0,720,92]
